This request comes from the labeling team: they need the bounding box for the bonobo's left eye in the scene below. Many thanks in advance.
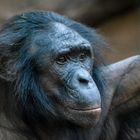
[56,54,68,65]
[78,51,90,62]
[79,52,87,61]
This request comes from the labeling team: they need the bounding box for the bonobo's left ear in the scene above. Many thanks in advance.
[100,55,140,114]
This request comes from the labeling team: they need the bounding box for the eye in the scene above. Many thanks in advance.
[79,52,87,61]
[56,55,68,64]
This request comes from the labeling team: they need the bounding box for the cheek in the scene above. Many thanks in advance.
[39,66,101,127]
[51,63,72,81]
[39,73,61,97]
[83,58,94,73]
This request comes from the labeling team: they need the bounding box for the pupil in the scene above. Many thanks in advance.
[79,53,85,60]
[56,55,67,64]
[59,56,65,62]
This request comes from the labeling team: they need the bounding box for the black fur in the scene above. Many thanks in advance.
[0,11,139,140]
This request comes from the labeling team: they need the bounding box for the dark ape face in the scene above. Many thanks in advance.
[30,22,101,127]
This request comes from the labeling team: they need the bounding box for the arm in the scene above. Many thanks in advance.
[100,55,140,114]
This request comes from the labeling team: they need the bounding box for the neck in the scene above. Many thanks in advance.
[37,123,101,140]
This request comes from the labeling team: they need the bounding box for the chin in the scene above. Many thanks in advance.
[58,105,102,127]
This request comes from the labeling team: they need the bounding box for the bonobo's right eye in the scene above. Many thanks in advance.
[56,54,68,65]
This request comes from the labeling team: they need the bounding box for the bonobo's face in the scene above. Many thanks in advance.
[30,22,101,127]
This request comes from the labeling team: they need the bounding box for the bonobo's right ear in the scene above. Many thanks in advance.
[0,16,27,82]
[0,54,16,82]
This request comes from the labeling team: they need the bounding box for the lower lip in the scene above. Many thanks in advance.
[69,107,101,114]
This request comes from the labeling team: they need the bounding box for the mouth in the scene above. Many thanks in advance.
[67,107,102,126]
[68,107,101,114]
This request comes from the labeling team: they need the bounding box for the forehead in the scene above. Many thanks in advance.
[48,22,90,46]
[31,22,91,54]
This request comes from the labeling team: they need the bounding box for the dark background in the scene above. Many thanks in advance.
[0,0,140,63]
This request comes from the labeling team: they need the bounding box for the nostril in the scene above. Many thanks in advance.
[78,77,89,85]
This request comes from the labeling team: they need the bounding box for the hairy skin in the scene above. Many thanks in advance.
[0,11,139,140]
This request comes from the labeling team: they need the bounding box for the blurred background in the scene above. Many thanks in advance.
[0,0,139,63]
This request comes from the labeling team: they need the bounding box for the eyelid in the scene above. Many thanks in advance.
[56,48,70,56]
[72,49,91,57]
[55,53,70,65]
[55,47,92,63]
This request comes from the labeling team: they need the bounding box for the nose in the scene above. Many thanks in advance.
[71,69,93,88]
[70,69,101,108]
[77,70,91,86]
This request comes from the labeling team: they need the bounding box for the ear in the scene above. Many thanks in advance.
[0,55,16,82]
[100,55,140,114]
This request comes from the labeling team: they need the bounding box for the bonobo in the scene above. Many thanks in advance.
[0,11,139,140]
